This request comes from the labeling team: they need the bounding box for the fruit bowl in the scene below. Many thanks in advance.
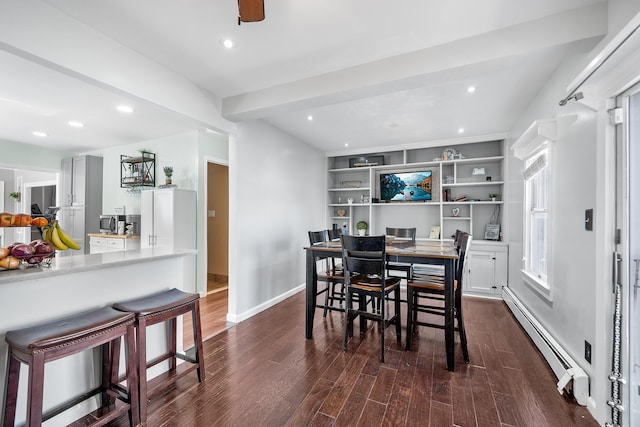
[19,252,55,268]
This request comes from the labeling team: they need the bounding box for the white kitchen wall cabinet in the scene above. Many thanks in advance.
[141,188,196,249]
[465,241,508,297]
[60,156,102,207]
[58,155,103,255]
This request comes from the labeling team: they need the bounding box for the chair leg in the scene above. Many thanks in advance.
[394,287,402,343]
[192,301,206,382]
[380,292,385,363]
[342,287,351,352]
[124,322,139,426]
[2,351,21,426]
[26,353,45,426]
[455,295,470,363]
[405,286,414,351]
[137,317,149,424]
[168,317,177,372]
[323,282,330,318]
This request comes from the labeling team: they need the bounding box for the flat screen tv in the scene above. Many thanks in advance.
[378,168,439,202]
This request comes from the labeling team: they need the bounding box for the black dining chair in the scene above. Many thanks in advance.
[385,227,416,280]
[341,235,402,363]
[308,230,344,317]
[405,231,471,364]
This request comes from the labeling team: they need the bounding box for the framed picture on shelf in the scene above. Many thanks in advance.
[484,224,500,240]
[429,226,441,239]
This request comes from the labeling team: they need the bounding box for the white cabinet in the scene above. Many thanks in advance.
[141,188,196,250]
[89,236,141,254]
[58,155,103,255]
[464,242,508,297]
[60,156,98,207]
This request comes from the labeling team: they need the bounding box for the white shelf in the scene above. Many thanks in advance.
[331,216,350,220]
[373,202,439,207]
[442,201,503,205]
[443,217,471,220]
[442,181,504,187]
[328,187,370,192]
[329,203,369,207]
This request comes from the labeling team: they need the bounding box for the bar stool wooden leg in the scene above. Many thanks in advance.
[137,316,148,424]
[2,352,20,427]
[192,300,205,382]
[125,322,140,426]
[26,353,45,426]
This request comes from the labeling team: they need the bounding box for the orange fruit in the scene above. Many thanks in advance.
[31,217,48,227]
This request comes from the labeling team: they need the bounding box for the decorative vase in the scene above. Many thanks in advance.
[358,229,366,236]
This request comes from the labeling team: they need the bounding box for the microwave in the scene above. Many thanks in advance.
[99,215,122,234]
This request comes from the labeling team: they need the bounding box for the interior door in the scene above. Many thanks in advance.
[616,83,640,427]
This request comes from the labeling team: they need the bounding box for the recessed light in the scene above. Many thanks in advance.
[33,131,47,137]
[68,120,84,128]
[221,39,234,49]
[117,105,134,113]
[344,143,349,147]
[307,115,313,121]
[467,86,476,93]
[458,128,465,134]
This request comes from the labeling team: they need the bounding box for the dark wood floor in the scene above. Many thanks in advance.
[108,291,597,426]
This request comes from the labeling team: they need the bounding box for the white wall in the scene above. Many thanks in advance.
[88,130,230,295]
[228,120,325,322]
[89,132,199,215]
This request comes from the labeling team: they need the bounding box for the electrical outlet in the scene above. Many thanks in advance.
[585,340,592,364]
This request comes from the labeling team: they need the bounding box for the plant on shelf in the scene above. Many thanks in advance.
[356,220,368,236]
[9,191,20,201]
[489,193,499,201]
[163,166,173,185]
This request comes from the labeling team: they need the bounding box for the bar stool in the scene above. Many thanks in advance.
[112,288,205,423]
[2,306,138,427]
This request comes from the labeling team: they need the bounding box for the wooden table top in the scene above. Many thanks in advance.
[305,238,458,260]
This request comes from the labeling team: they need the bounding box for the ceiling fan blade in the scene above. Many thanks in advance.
[238,0,265,23]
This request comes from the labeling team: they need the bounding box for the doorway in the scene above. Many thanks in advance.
[207,162,229,294]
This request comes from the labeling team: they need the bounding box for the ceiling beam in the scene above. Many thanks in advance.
[221,2,607,122]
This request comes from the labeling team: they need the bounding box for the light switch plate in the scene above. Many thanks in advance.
[585,209,593,231]
[208,210,216,218]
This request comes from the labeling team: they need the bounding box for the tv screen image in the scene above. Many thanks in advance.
[380,170,434,201]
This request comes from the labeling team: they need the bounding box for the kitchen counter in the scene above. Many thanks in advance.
[0,248,197,425]
[87,233,140,239]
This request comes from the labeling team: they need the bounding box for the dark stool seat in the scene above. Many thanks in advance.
[112,288,205,423]
[2,306,138,427]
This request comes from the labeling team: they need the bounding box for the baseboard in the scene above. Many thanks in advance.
[226,283,305,323]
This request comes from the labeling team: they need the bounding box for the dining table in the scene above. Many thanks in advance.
[304,238,460,371]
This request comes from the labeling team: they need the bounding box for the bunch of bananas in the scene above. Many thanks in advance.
[43,221,81,251]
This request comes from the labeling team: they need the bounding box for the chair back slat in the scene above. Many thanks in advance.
[386,227,416,243]
[308,230,327,245]
[342,235,391,287]
[327,228,342,241]
[455,232,472,281]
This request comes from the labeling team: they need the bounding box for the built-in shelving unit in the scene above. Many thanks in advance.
[327,140,506,242]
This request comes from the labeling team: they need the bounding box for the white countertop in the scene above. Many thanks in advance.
[87,233,140,239]
[0,247,196,286]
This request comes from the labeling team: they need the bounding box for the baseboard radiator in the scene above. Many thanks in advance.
[502,287,589,406]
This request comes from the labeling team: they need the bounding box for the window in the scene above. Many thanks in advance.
[523,148,549,288]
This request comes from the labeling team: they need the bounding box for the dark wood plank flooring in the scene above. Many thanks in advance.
[108,292,597,426]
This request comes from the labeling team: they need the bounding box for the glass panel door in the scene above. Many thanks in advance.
[618,84,640,427]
